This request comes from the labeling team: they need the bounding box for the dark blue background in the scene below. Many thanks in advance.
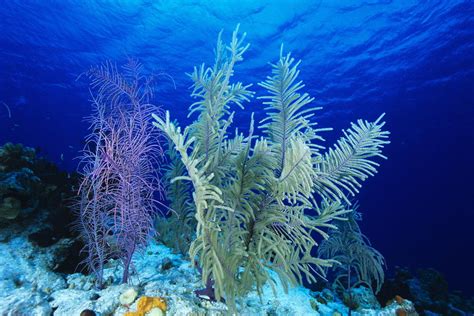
[1,1,473,296]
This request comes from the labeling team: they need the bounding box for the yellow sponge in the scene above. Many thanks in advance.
[124,296,167,316]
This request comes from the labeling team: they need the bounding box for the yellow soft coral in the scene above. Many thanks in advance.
[124,296,167,316]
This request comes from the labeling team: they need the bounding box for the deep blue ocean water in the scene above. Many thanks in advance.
[1,1,473,296]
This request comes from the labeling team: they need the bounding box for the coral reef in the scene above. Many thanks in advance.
[0,143,418,316]
[153,26,390,310]
[0,142,36,172]
[75,60,163,286]
[0,143,79,248]
[0,231,416,315]
[0,234,68,315]
[0,144,82,314]
[0,143,41,221]
[0,142,416,315]
[378,267,474,314]
[310,286,417,315]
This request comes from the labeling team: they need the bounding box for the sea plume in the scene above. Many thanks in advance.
[152,26,390,311]
[75,59,163,286]
[319,204,385,294]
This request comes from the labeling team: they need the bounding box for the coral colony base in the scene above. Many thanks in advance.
[1,27,473,315]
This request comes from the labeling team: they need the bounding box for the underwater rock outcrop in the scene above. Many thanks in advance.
[0,143,78,242]
[378,267,474,314]
[0,234,69,315]
[1,235,417,315]
[0,142,90,314]
[0,143,41,221]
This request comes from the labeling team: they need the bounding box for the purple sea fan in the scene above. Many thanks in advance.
[74,59,164,286]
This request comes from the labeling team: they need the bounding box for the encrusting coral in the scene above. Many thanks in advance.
[152,25,390,310]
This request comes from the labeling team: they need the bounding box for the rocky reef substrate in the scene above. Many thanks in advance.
[0,143,472,315]
[0,230,417,316]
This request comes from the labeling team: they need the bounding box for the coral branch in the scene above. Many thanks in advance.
[75,59,163,286]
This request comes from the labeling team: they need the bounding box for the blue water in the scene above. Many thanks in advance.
[1,1,473,296]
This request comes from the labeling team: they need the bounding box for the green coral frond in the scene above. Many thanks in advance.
[188,25,254,167]
[152,26,390,311]
[273,137,315,203]
[318,207,386,294]
[153,111,233,302]
[156,132,195,254]
[152,112,224,209]
[308,199,352,240]
[258,48,328,173]
[314,114,390,203]
[243,199,344,296]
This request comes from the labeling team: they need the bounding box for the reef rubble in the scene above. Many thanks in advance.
[0,230,417,316]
